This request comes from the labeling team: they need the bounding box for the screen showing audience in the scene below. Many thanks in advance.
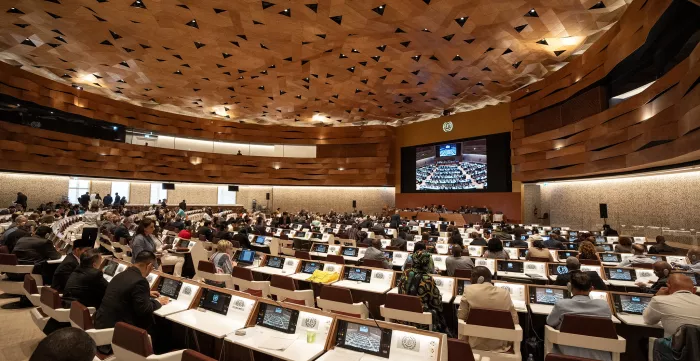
[266,256,283,269]
[615,294,651,314]
[238,250,255,264]
[346,268,371,282]
[531,287,566,305]
[302,262,322,274]
[414,139,488,191]
[337,321,391,357]
[178,239,190,248]
[499,261,524,273]
[601,253,621,262]
[608,268,633,281]
[158,278,182,299]
[312,244,328,253]
[343,247,359,257]
[259,304,297,333]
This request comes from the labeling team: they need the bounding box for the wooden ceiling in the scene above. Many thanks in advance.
[0,0,629,127]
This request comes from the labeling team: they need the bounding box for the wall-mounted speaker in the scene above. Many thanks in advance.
[266,193,270,200]
[228,185,239,192]
[162,183,175,190]
[352,200,356,208]
[599,203,608,219]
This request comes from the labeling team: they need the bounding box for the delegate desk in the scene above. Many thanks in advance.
[225,298,334,361]
[496,260,548,282]
[547,263,603,282]
[252,255,302,277]
[309,243,342,259]
[526,285,619,323]
[332,266,394,320]
[316,315,446,361]
[151,273,201,317]
[388,275,456,304]
[602,266,657,290]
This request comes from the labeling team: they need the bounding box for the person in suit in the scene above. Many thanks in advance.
[113,193,121,206]
[458,266,519,353]
[51,237,94,292]
[102,193,113,207]
[389,210,401,229]
[469,232,487,246]
[15,192,28,210]
[94,251,169,338]
[233,227,251,249]
[10,226,61,282]
[648,236,676,255]
[546,272,613,361]
[617,244,655,267]
[179,200,187,211]
[635,261,672,294]
[62,249,109,308]
[554,257,607,290]
[445,245,474,276]
[360,239,391,269]
[3,223,31,253]
[614,237,633,253]
[545,230,567,250]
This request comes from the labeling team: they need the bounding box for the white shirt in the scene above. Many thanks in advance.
[643,290,700,337]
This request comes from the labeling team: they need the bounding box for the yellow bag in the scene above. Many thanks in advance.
[306,270,339,284]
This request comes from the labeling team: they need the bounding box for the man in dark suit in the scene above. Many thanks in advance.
[15,192,28,210]
[389,211,401,229]
[544,230,567,250]
[95,251,168,332]
[197,220,214,241]
[62,249,109,308]
[554,257,607,291]
[51,237,94,292]
[10,226,61,282]
[469,232,488,246]
[114,193,121,206]
[79,192,90,208]
[648,236,676,255]
[179,200,187,211]
[102,194,113,207]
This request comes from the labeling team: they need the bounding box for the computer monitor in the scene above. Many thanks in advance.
[498,261,524,273]
[265,256,284,269]
[520,235,527,241]
[158,278,183,300]
[342,247,359,257]
[237,249,256,264]
[256,303,299,334]
[344,267,371,283]
[312,243,328,253]
[569,231,578,237]
[518,249,529,258]
[595,236,606,244]
[103,261,119,276]
[600,244,613,251]
[301,261,322,274]
[565,243,578,250]
[177,239,190,248]
[600,253,622,263]
[382,251,393,260]
[557,251,578,259]
[548,263,570,276]
[255,236,267,245]
[335,320,392,358]
[605,267,635,281]
[198,289,231,315]
[612,294,651,314]
[530,286,569,305]
[456,279,472,295]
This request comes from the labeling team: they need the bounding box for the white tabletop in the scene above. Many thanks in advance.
[225,326,326,361]
[332,280,391,294]
[388,287,453,304]
[48,255,67,264]
[154,300,191,317]
[253,266,294,276]
[615,313,661,328]
[166,309,247,338]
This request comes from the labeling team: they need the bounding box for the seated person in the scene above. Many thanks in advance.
[546,272,613,361]
[210,240,235,274]
[52,237,94,292]
[469,232,487,246]
[232,227,251,249]
[617,244,655,267]
[10,226,61,282]
[676,246,699,273]
[483,238,510,260]
[29,327,96,361]
[545,230,566,250]
[577,241,600,262]
[648,236,676,255]
[526,227,543,242]
[458,266,518,353]
[177,220,192,240]
[402,242,426,270]
[214,222,230,240]
[526,240,554,262]
[169,217,184,231]
[555,257,607,290]
[197,220,214,241]
[3,223,31,253]
[445,245,474,276]
[643,273,700,337]
[113,218,132,243]
[614,237,633,253]
[635,261,672,294]
[390,229,408,251]
[94,251,169,353]
[448,233,464,247]
[40,209,56,225]
[360,239,391,269]
[154,234,185,278]
[397,250,444,332]
[63,249,109,308]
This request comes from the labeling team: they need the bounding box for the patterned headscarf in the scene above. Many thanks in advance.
[410,249,434,273]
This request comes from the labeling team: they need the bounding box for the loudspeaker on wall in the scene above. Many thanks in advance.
[599,203,608,219]
[352,200,357,208]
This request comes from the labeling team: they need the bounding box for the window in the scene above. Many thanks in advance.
[68,179,90,204]
[150,183,168,204]
[111,182,130,202]
[217,186,237,205]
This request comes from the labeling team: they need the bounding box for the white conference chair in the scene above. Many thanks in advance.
[458,307,523,360]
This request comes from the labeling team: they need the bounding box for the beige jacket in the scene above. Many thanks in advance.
[457,283,519,353]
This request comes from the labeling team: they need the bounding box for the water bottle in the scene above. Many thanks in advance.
[526,354,535,361]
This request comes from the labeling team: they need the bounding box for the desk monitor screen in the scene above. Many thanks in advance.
[282,229,292,236]
[606,268,634,281]
[552,227,561,231]
[177,239,190,248]
[457,279,472,295]
[237,249,256,264]
[569,236,577,242]
[296,232,308,238]
[266,256,284,269]
[498,261,524,273]
[595,236,606,244]
[312,243,328,253]
[256,303,299,334]
[382,251,393,260]
[600,244,613,252]
[158,278,183,300]
[103,261,119,276]
[601,253,622,263]
[345,267,371,283]
[648,255,665,262]
[336,320,392,358]
[255,236,266,245]
[569,231,578,237]
[565,243,578,250]
[613,294,651,314]
[343,247,359,257]
[198,289,231,315]
[548,264,569,276]
[558,251,577,259]
[311,232,323,239]
[518,249,529,258]
[529,286,568,305]
[503,241,513,247]
[520,235,527,241]
[542,236,550,241]
[301,261,322,274]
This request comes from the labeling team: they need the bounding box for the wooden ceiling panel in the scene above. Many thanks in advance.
[0,0,628,126]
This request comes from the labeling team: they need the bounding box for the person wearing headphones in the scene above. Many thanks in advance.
[616,244,655,267]
[635,261,672,294]
[457,266,518,354]
[675,246,699,273]
[546,272,613,361]
[554,257,607,290]
[643,273,700,337]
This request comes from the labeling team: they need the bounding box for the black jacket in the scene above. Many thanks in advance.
[554,271,607,291]
[103,195,113,206]
[3,228,30,253]
[12,236,61,265]
[511,239,529,248]
[114,195,121,205]
[233,232,250,249]
[544,237,566,250]
[114,224,131,242]
[470,238,488,246]
[179,201,186,211]
[94,267,161,330]
[15,193,28,208]
[63,267,109,308]
[197,226,213,241]
[389,214,401,229]
[51,253,79,292]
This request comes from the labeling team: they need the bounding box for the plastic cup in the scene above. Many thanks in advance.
[306,330,316,343]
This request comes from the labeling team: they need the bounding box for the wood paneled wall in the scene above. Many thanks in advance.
[510,0,700,182]
[0,122,391,186]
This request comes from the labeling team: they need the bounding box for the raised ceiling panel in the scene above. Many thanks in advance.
[0,0,628,126]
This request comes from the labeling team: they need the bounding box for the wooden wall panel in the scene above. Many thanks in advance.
[510,0,700,182]
[395,193,521,223]
[0,122,392,186]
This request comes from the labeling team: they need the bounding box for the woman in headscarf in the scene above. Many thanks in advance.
[397,249,446,332]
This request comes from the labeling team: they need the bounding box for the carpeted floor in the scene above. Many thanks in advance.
[0,294,45,361]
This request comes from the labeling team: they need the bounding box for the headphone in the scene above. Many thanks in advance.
[567,282,572,293]
[476,276,485,284]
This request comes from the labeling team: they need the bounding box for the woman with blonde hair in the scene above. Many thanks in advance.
[210,240,236,274]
